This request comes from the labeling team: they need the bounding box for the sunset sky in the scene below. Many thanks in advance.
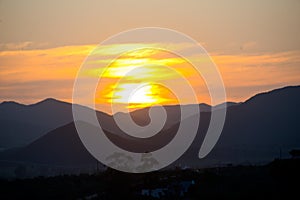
[0,0,299,113]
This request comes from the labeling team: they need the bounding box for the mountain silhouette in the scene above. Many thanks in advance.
[0,98,74,149]
[0,85,299,177]
[0,98,114,149]
[178,85,300,167]
[0,97,238,150]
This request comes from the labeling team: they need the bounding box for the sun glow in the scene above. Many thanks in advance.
[1,42,299,113]
[89,43,211,112]
[93,47,193,111]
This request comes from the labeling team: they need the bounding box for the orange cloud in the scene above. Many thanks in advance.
[0,44,299,113]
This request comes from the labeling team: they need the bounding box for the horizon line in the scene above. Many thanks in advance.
[1,85,299,115]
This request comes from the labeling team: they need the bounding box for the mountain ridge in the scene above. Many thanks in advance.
[1,85,299,114]
[0,85,299,178]
[1,85,299,150]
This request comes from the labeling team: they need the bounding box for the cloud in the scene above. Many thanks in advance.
[211,51,300,102]
[0,44,299,113]
[0,41,53,51]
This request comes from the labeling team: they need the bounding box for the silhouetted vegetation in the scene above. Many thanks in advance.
[289,149,300,158]
[0,159,299,199]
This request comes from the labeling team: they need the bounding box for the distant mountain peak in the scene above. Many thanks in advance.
[0,101,26,109]
[43,97,57,102]
[39,98,62,103]
[244,85,300,104]
[0,98,70,107]
[0,100,23,105]
[31,98,70,107]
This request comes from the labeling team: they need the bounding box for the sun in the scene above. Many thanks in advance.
[128,84,157,104]
[110,83,176,109]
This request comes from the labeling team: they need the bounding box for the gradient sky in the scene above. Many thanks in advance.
[0,0,299,113]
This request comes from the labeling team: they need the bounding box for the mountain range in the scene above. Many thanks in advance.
[0,85,299,178]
